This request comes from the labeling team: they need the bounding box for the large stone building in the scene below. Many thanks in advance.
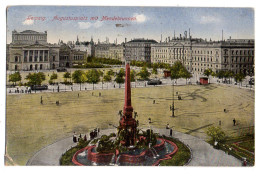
[74,36,94,57]
[124,38,157,62]
[94,43,112,59]
[151,34,254,75]
[8,30,60,71]
[109,44,125,61]
[59,43,87,68]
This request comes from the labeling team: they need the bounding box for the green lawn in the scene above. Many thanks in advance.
[6,84,254,165]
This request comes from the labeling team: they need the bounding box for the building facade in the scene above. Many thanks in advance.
[8,30,60,71]
[151,36,254,75]
[125,38,158,62]
[109,44,125,61]
[59,43,87,68]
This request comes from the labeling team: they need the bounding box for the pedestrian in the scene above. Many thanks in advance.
[56,100,59,105]
[224,109,226,113]
[153,100,155,104]
[73,132,77,143]
[170,128,173,136]
[219,120,221,126]
[242,158,247,166]
[166,123,169,129]
[114,85,115,88]
[85,87,87,90]
[78,93,79,98]
[84,134,87,141]
[99,92,101,96]
[40,96,43,104]
[233,118,236,126]
[148,118,152,124]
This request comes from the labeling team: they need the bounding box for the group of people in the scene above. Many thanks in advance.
[73,132,88,143]
[9,87,32,94]
[90,128,100,140]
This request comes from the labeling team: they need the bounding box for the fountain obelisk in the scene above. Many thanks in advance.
[118,62,137,146]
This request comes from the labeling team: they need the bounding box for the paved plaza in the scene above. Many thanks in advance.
[27,128,242,166]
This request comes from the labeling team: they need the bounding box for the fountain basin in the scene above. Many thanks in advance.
[72,138,178,166]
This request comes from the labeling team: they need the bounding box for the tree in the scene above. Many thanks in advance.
[152,65,158,75]
[216,70,225,81]
[72,70,86,91]
[182,69,192,84]
[9,72,21,86]
[170,61,185,84]
[130,70,136,82]
[204,68,213,83]
[137,66,151,80]
[49,73,58,84]
[63,72,71,83]
[206,126,226,142]
[25,72,46,86]
[86,69,101,90]
[103,72,112,89]
[234,72,246,88]
[227,70,235,84]
[114,68,125,87]
[107,69,114,76]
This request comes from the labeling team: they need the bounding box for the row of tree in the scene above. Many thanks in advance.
[8,61,248,88]
[203,68,246,86]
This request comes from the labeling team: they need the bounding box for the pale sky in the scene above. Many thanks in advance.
[6,6,254,44]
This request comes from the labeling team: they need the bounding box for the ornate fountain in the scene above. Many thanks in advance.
[71,63,178,166]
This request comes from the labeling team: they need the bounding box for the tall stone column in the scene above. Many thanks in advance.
[43,50,45,62]
[33,50,35,62]
[38,50,40,62]
[27,50,30,62]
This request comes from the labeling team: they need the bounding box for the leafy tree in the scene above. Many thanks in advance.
[130,70,136,82]
[227,70,235,84]
[25,72,46,86]
[234,72,246,88]
[216,70,225,81]
[170,61,185,84]
[103,72,112,89]
[9,72,21,86]
[86,69,101,90]
[137,66,151,80]
[49,73,58,84]
[204,68,213,83]
[107,69,115,76]
[63,72,71,83]
[114,68,125,87]
[152,65,158,75]
[72,70,86,91]
[182,69,192,84]
[206,126,226,142]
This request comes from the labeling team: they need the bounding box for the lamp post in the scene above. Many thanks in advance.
[171,79,175,117]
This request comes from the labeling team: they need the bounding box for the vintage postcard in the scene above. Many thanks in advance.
[5,5,254,166]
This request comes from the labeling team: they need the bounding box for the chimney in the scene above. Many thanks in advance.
[125,38,127,43]
[180,34,182,39]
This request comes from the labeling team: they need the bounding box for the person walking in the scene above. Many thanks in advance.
[233,118,236,126]
[73,132,77,143]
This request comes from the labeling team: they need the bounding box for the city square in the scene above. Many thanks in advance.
[5,6,255,166]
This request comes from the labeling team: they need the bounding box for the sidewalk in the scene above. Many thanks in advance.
[27,128,242,166]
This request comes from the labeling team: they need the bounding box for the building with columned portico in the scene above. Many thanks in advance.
[7,30,60,71]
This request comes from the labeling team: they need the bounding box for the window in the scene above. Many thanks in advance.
[15,56,18,62]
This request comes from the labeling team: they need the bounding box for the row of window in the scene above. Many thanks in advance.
[14,35,46,41]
